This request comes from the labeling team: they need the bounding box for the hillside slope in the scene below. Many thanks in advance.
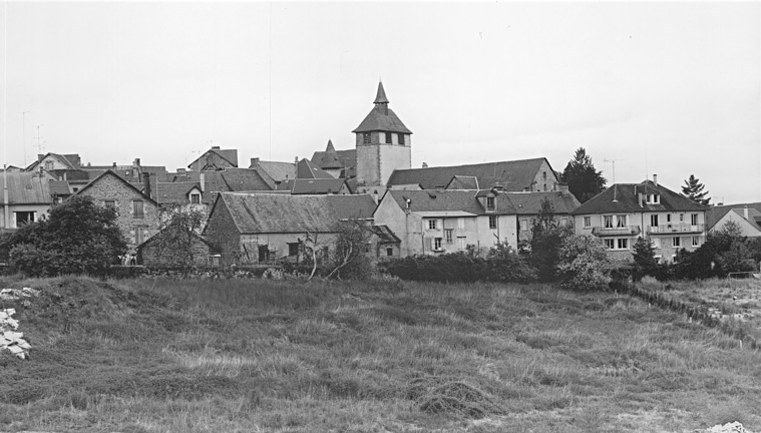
[1,276,760,432]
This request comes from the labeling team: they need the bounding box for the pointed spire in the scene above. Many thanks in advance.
[326,139,336,152]
[374,81,389,105]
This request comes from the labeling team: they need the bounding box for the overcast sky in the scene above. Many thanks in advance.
[1,2,759,204]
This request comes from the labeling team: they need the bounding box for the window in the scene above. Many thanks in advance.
[650,214,659,227]
[363,132,371,144]
[190,193,201,204]
[654,255,662,264]
[691,213,698,225]
[647,194,660,204]
[434,238,442,250]
[486,196,495,210]
[673,237,680,247]
[386,247,393,257]
[666,214,671,223]
[616,215,626,228]
[398,134,405,145]
[692,236,700,247]
[105,200,115,209]
[385,132,392,144]
[679,213,684,222]
[488,215,497,229]
[427,219,437,230]
[288,243,300,257]
[445,229,453,243]
[604,215,613,228]
[543,171,547,180]
[15,211,35,226]
[457,236,466,250]
[543,183,547,191]
[604,239,615,250]
[583,216,591,228]
[44,161,54,171]
[617,238,629,249]
[520,218,529,231]
[132,200,144,219]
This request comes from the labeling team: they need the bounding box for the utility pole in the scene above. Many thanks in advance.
[604,159,616,184]
[34,124,44,155]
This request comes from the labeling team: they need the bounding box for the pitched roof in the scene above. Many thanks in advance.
[154,181,202,205]
[311,140,345,170]
[75,170,158,205]
[388,158,552,190]
[372,225,401,244]
[445,175,480,190]
[353,106,412,134]
[249,159,296,183]
[24,153,80,171]
[213,193,376,234]
[384,190,492,215]
[374,82,389,104]
[291,178,348,195]
[187,147,239,169]
[572,180,708,215]
[48,180,72,196]
[706,202,761,230]
[0,172,56,204]
[502,191,580,215]
[296,159,334,179]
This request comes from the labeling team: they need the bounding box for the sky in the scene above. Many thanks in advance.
[1,1,759,204]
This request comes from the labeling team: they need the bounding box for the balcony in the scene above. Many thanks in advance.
[647,224,705,235]
[592,226,641,237]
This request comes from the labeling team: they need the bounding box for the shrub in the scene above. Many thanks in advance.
[557,235,611,291]
[527,198,573,282]
[486,243,537,283]
[631,236,658,281]
[2,196,127,277]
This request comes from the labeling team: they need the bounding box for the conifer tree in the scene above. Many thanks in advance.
[560,147,607,203]
[681,174,710,205]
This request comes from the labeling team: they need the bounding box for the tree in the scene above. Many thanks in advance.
[681,174,710,205]
[528,198,573,282]
[147,207,207,268]
[560,148,607,203]
[557,235,611,291]
[3,195,127,276]
[631,236,658,280]
[326,220,374,280]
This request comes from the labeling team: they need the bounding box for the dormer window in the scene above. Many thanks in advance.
[190,193,201,204]
[486,196,495,211]
[647,194,660,204]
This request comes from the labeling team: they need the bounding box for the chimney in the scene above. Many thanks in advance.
[558,183,569,193]
[142,172,151,199]
[294,156,299,164]
[133,158,141,167]
[37,154,44,161]
[422,162,428,168]
[250,157,260,168]
[211,145,220,150]
[652,174,658,187]
[199,172,205,192]
[744,206,749,219]
[177,168,186,174]
[112,162,117,168]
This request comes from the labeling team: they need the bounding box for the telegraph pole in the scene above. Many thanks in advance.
[21,111,29,166]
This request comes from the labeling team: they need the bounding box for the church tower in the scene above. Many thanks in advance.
[353,82,412,193]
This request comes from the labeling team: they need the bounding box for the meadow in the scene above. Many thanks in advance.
[1,275,760,432]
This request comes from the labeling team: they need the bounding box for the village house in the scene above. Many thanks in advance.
[373,188,578,257]
[571,175,708,264]
[249,157,297,187]
[0,171,59,230]
[310,140,357,180]
[202,193,377,266]
[74,170,160,251]
[706,203,761,237]
[387,157,560,193]
[136,226,217,267]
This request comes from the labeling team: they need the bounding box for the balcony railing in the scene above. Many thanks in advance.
[647,224,705,234]
[592,226,641,236]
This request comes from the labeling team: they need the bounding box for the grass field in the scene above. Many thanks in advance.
[1,275,760,432]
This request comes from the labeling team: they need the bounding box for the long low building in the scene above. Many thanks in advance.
[202,192,378,266]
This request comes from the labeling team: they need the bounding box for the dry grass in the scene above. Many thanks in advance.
[0,276,759,432]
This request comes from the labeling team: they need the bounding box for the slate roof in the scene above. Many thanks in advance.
[502,191,580,215]
[384,190,491,215]
[212,193,377,234]
[572,180,708,215]
[155,169,275,205]
[154,181,202,205]
[25,153,81,171]
[706,202,761,230]
[188,147,239,169]
[291,178,347,195]
[387,158,551,190]
[251,160,296,183]
[48,180,72,197]
[311,140,344,170]
[372,225,401,244]
[75,170,158,205]
[296,159,334,179]
[0,172,56,204]
[353,83,412,134]
[445,175,480,190]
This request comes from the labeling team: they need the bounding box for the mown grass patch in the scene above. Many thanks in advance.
[0,276,760,432]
